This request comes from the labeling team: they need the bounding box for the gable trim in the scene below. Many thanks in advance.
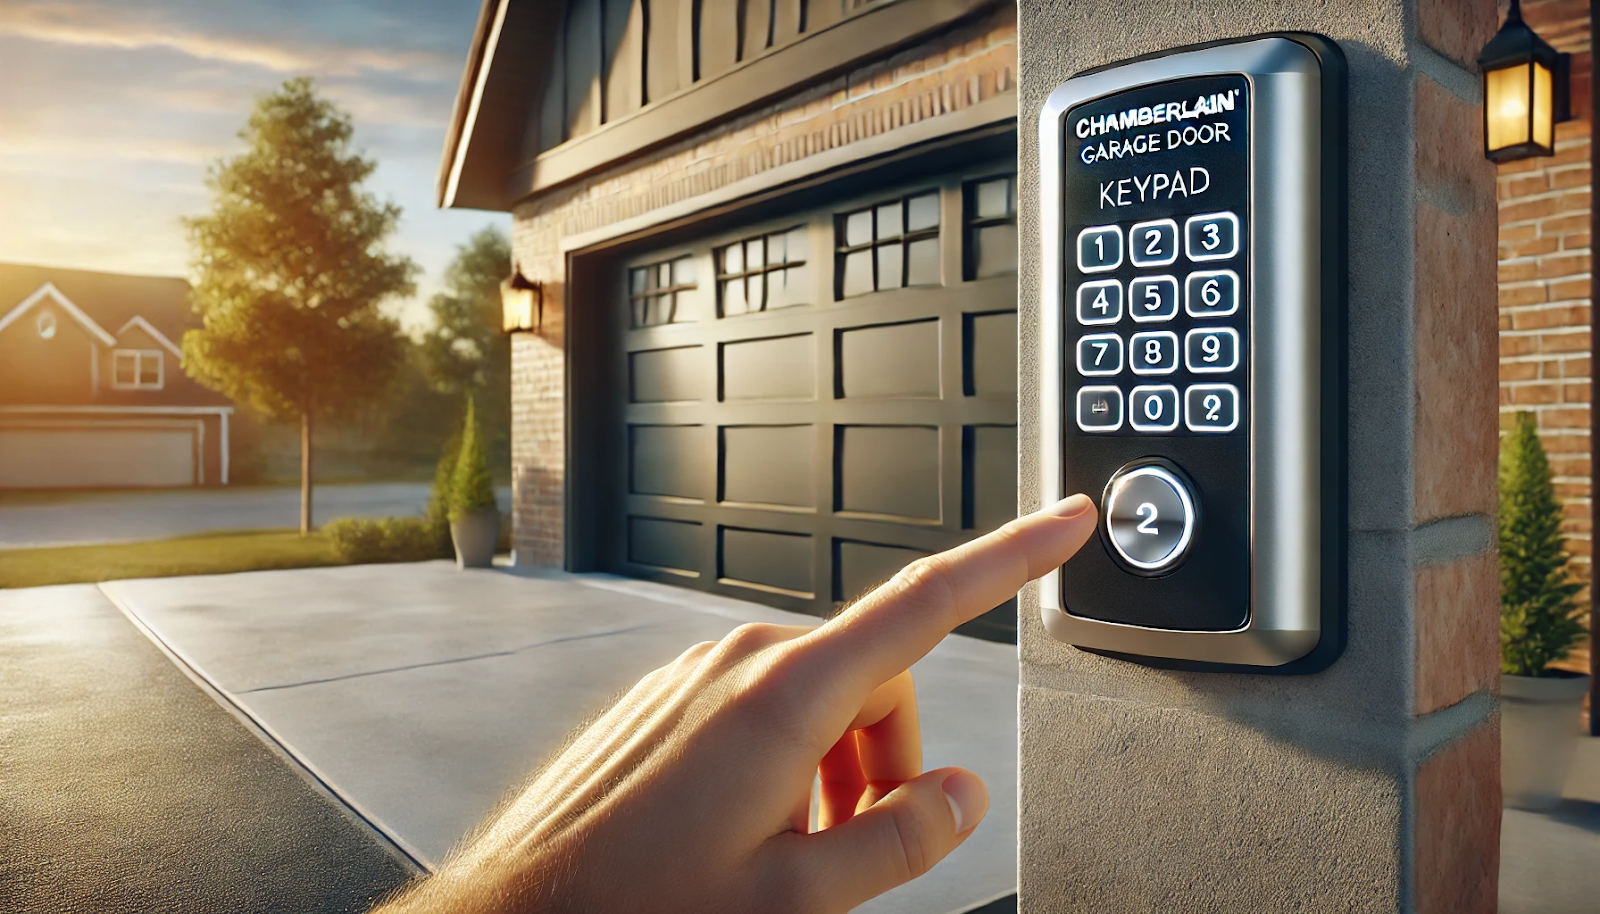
[117,315,184,360]
[0,282,117,347]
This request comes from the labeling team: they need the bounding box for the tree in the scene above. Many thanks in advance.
[448,398,498,520]
[419,226,511,471]
[184,77,417,533]
[1498,411,1588,676]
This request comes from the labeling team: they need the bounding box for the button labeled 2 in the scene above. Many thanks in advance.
[1129,276,1178,323]
[1184,327,1239,373]
[1184,211,1240,261]
[1129,218,1179,267]
[1077,333,1124,376]
[1185,383,1240,432]
[1077,225,1123,273]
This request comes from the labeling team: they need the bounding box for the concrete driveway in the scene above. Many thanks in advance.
[0,483,510,549]
[101,562,1020,914]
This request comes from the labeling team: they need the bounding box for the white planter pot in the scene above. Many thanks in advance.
[1501,671,1592,811]
[449,507,501,570]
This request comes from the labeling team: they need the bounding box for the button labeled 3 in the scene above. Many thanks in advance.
[1184,211,1240,261]
[1103,462,1197,573]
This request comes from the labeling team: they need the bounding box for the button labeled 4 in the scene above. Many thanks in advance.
[1077,279,1122,325]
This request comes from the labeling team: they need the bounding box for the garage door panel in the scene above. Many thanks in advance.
[719,527,815,597]
[720,425,814,507]
[626,516,703,575]
[629,346,708,403]
[965,311,1019,398]
[628,425,707,499]
[965,425,1019,531]
[833,539,927,603]
[720,333,816,401]
[834,425,942,522]
[835,319,941,399]
[0,427,196,489]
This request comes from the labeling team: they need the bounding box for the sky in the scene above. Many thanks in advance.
[0,0,508,334]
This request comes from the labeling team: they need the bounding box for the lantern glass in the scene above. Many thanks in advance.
[1485,60,1555,156]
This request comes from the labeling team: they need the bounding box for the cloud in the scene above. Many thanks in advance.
[0,133,230,166]
[0,2,456,80]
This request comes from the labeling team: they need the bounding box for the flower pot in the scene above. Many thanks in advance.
[449,506,500,569]
[1501,671,1592,811]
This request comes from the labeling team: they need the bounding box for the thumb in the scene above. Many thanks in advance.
[796,767,988,910]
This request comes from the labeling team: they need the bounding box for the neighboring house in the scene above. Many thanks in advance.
[440,0,1019,639]
[0,262,233,489]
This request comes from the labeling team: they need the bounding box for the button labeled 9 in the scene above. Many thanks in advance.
[1184,327,1239,373]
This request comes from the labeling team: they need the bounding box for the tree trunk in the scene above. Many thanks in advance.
[300,410,313,535]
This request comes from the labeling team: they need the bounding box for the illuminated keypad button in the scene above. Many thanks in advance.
[1076,333,1124,377]
[1129,331,1178,375]
[1076,386,1123,432]
[1129,385,1180,432]
[1184,269,1239,318]
[1077,225,1123,273]
[1184,327,1239,373]
[1129,218,1179,267]
[1076,279,1123,326]
[1184,211,1240,261]
[1128,275,1179,323]
[1103,463,1197,572]
[1185,384,1240,432]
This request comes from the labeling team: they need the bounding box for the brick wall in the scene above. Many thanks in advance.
[505,4,1017,567]
[1495,2,1592,677]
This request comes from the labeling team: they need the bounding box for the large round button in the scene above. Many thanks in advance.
[1102,462,1197,574]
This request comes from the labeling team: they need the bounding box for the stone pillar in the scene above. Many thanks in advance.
[1017,3,1503,911]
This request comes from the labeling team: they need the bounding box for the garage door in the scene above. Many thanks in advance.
[610,164,1020,639]
[0,426,197,489]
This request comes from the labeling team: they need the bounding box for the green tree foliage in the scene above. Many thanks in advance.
[420,226,511,472]
[183,77,417,532]
[425,431,461,553]
[449,398,498,521]
[1498,411,1588,676]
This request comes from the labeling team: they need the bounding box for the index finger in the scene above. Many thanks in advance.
[804,493,1097,700]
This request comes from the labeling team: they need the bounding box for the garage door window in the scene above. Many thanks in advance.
[835,190,940,298]
[965,174,1017,279]
[112,350,163,390]
[717,226,809,316]
[628,255,698,327]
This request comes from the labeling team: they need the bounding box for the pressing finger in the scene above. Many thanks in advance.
[850,670,920,807]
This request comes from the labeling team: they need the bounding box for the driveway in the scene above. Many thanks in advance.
[0,483,510,549]
[100,562,1020,914]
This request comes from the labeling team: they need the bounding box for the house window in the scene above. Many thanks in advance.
[36,309,56,339]
[717,226,810,316]
[965,175,1018,279]
[628,256,698,327]
[113,350,163,390]
[836,190,941,298]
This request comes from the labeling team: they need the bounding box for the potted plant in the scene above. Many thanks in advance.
[448,398,500,569]
[1498,411,1592,810]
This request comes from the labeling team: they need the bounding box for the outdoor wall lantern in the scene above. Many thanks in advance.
[1479,0,1572,162]
[501,264,543,333]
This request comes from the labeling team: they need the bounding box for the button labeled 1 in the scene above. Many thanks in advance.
[1103,463,1197,573]
[1077,225,1123,273]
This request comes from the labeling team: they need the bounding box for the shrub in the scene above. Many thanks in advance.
[325,516,440,565]
[448,397,498,521]
[1498,411,1588,677]
[424,431,461,556]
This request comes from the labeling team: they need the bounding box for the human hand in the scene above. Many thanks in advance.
[375,493,1098,914]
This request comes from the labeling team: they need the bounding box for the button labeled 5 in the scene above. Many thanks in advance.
[1076,333,1124,377]
[1129,218,1179,267]
[1129,331,1178,375]
[1077,279,1122,325]
[1077,225,1123,273]
[1184,269,1239,318]
[1184,211,1239,261]
[1129,275,1178,322]
[1184,327,1239,373]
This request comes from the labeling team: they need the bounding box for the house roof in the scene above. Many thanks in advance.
[0,262,195,349]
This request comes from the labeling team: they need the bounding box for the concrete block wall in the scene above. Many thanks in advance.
[505,3,1018,567]
[1018,2,1503,911]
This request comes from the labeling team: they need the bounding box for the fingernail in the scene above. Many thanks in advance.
[941,770,987,835]
[1043,493,1093,519]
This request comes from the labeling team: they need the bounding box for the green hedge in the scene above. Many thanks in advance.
[323,516,443,565]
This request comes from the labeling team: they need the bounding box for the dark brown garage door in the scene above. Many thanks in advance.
[611,164,1019,639]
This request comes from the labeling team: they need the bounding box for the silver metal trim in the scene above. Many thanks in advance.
[1038,37,1323,666]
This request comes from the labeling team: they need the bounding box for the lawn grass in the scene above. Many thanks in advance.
[0,529,349,589]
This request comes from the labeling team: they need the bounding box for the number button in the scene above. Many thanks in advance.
[1103,463,1197,573]
[1077,225,1123,273]
[1129,385,1180,432]
[1076,333,1124,377]
[1184,269,1239,318]
[1128,331,1178,375]
[1185,384,1240,432]
[1076,386,1123,432]
[1184,211,1240,262]
[1184,327,1239,373]
[1128,276,1178,323]
[1076,279,1123,326]
[1129,219,1179,267]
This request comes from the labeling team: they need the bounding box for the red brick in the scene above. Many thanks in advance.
[1510,383,1561,405]
[1565,383,1592,403]
[1541,213,1591,235]
[1500,360,1540,381]
[1499,284,1548,308]
[1500,335,1539,357]
[1540,330,1591,353]
[1561,232,1591,251]
[1500,222,1539,243]
[1414,722,1500,914]
[1539,430,1591,452]
[1510,304,1588,329]
[1541,407,1592,428]
[1502,236,1562,258]
[1550,166,1592,190]
[1560,356,1592,378]
[1499,196,1562,225]
[1538,252,1592,278]
[1548,278,1592,302]
[1499,260,1539,283]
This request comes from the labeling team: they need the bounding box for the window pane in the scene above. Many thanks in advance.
[786,227,807,264]
[139,355,161,385]
[974,224,1018,278]
[630,268,648,295]
[876,242,904,289]
[746,237,765,270]
[907,192,939,232]
[844,210,873,247]
[841,250,873,298]
[722,243,743,275]
[772,265,810,309]
[632,298,649,327]
[906,239,939,286]
[976,178,1012,219]
[748,273,766,311]
[723,277,747,315]
[657,263,672,289]
[672,256,695,286]
[670,290,697,323]
[114,354,136,385]
[766,231,787,264]
[875,203,902,239]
